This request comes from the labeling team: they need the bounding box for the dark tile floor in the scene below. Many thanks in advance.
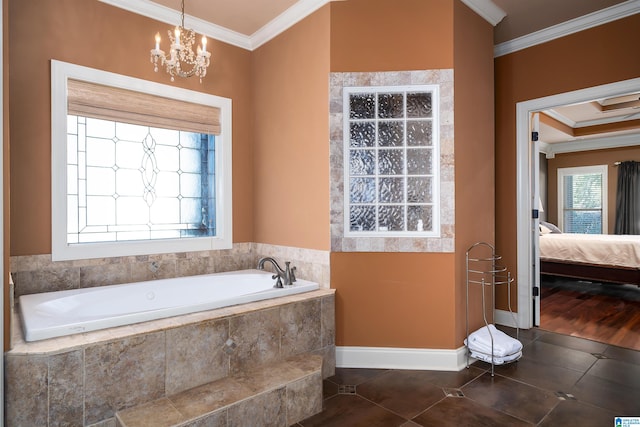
[295,327,640,426]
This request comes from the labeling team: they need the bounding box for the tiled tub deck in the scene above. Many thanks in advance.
[6,288,336,426]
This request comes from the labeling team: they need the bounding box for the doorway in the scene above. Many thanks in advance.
[514,77,640,329]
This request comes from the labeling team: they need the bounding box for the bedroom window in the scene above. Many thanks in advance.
[51,60,232,261]
[557,165,608,234]
[343,85,440,237]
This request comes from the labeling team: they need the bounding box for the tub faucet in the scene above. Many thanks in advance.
[257,257,297,288]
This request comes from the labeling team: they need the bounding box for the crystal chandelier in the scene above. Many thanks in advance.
[150,0,211,83]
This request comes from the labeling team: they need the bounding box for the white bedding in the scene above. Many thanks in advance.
[539,233,640,269]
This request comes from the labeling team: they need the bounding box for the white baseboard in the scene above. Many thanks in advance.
[336,345,471,372]
[495,309,520,328]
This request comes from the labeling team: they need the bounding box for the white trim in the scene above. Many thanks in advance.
[542,108,576,128]
[543,133,640,158]
[98,0,335,51]
[0,2,5,419]
[460,0,506,26]
[342,85,441,239]
[495,0,640,57]
[98,0,251,50]
[516,77,640,329]
[495,309,519,328]
[51,60,233,261]
[336,346,470,371]
[250,0,332,49]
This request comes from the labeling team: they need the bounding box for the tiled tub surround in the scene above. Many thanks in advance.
[6,288,335,426]
[10,243,330,299]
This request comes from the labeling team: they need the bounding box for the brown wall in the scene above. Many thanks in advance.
[329,0,493,350]
[8,0,253,256]
[5,0,494,353]
[252,6,330,250]
[495,14,640,304]
[453,1,495,343]
[330,0,453,72]
[546,146,640,233]
[331,253,456,348]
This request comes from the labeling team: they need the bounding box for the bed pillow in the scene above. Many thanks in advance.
[539,223,552,234]
[540,221,562,233]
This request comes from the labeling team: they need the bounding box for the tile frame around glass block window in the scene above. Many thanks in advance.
[343,85,440,238]
[329,70,455,253]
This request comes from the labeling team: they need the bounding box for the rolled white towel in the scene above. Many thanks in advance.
[464,324,522,357]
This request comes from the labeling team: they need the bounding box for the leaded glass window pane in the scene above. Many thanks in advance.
[345,85,439,235]
[67,115,216,244]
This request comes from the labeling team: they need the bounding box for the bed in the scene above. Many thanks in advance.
[539,227,640,285]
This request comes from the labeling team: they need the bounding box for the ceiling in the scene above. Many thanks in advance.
[147,0,630,42]
[143,0,639,149]
[148,0,301,36]
[539,93,640,144]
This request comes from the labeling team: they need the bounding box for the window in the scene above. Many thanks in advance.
[343,85,440,237]
[51,60,232,261]
[557,165,607,234]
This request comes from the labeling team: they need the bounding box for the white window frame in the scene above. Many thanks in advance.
[342,84,441,238]
[51,60,232,261]
[557,164,607,233]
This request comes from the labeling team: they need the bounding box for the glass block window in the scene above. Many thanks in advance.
[344,85,440,236]
[66,116,216,244]
[557,165,608,234]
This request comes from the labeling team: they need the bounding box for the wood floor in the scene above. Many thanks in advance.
[540,276,640,351]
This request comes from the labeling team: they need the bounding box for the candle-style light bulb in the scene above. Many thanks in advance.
[201,35,207,54]
[174,27,181,46]
[154,32,161,51]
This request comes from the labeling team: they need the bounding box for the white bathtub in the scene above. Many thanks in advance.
[18,269,319,342]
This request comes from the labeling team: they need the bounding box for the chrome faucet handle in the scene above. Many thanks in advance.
[272,274,283,288]
[284,261,297,286]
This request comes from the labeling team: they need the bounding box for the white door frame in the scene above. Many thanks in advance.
[515,77,640,329]
[530,113,541,326]
[1,3,5,419]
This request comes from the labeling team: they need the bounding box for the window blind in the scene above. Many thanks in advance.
[67,79,221,135]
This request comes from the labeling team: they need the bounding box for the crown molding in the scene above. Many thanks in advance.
[542,109,577,128]
[250,0,333,50]
[99,0,253,50]
[541,132,640,158]
[460,0,506,26]
[99,0,335,51]
[494,0,640,57]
